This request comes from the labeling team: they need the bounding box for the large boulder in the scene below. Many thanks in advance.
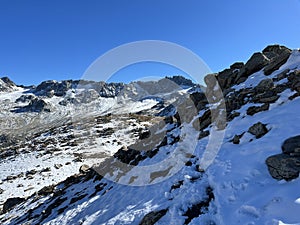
[235,52,270,84]
[262,45,291,75]
[266,154,300,181]
[282,135,300,155]
[266,135,300,181]
[262,45,291,60]
[248,122,268,138]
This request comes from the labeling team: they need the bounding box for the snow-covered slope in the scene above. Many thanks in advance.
[1,45,300,225]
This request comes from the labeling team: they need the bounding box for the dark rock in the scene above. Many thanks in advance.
[15,94,35,103]
[139,130,150,140]
[198,130,210,140]
[59,97,80,106]
[254,79,274,93]
[217,68,239,90]
[40,167,51,173]
[232,135,241,144]
[230,62,244,70]
[189,92,208,111]
[26,169,38,176]
[264,50,291,75]
[54,164,63,169]
[248,122,268,138]
[246,103,269,116]
[166,75,195,87]
[227,111,240,121]
[0,134,15,148]
[1,77,16,87]
[183,187,214,224]
[38,185,55,196]
[235,52,270,84]
[253,90,279,104]
[13,98,51,113]
[139,209,168,225]
[0,188,4,194]
[257,95,280,104]
[2,197,25,213]
[287,70,300,93]
[282,135,300,155]
[272,69,290,83]
[262,45,291,60]
[266,154,300,181]
[35,80,75,97]
[0,77,17,92]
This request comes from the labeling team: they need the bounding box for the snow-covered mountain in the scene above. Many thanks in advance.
[1,45,300,225]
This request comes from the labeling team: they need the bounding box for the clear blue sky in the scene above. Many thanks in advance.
[1,0,300,85]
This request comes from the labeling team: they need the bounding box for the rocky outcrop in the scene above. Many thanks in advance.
[166,75,195,87]
[203,45,291,95]
[287,70,300,93]
[235,52,270,84]
[266,135,300,181]
[15,94,35,103]
[13,98,51,113]
[247,103,269,116]
[0,77,17,92]
[263,45,291,75]
[35,80,75,97]
[34,79,124,99]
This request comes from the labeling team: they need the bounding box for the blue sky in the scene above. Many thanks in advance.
[0,0,300,85]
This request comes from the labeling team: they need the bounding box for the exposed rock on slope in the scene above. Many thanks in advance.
[266,135,300,181]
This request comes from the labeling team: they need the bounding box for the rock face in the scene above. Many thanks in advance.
[257,44,292,76]
[14,98,51,113]
[35,80,75,97]
[34,79,124,99]
[266,135,300,181]
[235,52,270,84]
